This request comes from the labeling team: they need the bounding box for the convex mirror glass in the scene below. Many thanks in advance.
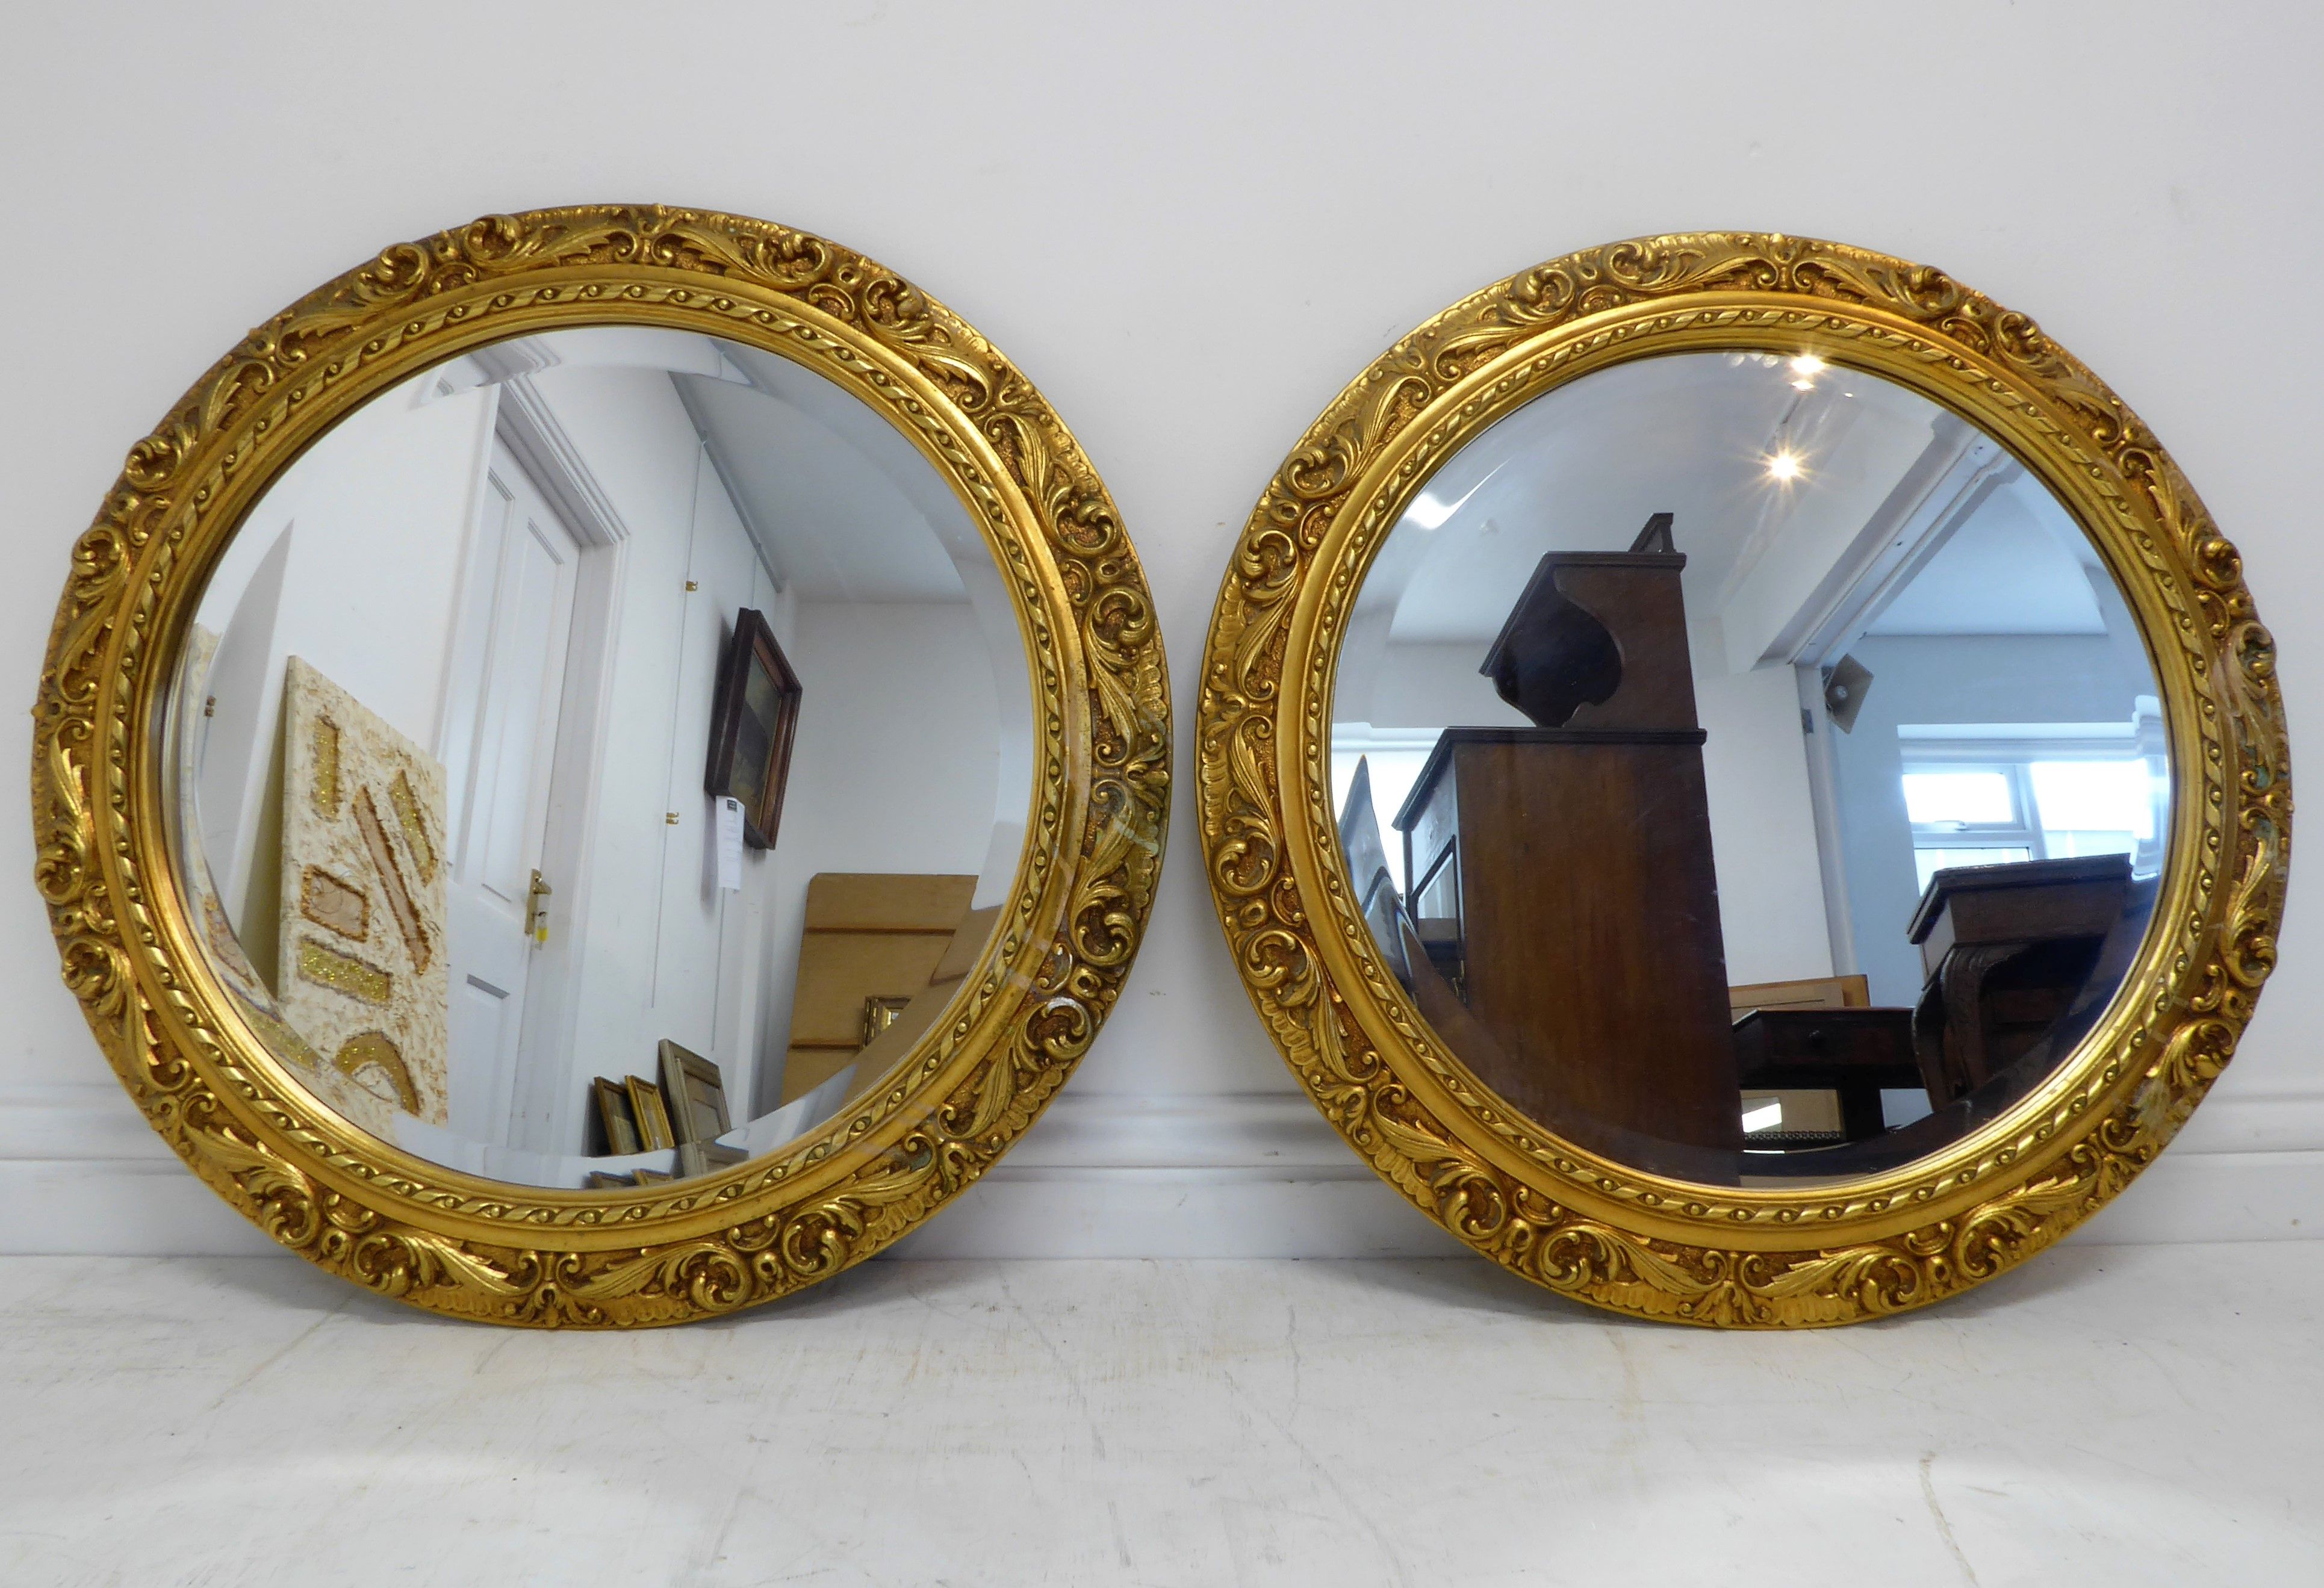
[36,207,1167,1324]
[1331,350,2165,1183]
[173,325,1036,1188]
[1199,233,2287,1325]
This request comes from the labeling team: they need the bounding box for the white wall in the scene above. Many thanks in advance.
[4,2,2318,1257]
[1697,666,1835,986]
[1356,641,1522,733]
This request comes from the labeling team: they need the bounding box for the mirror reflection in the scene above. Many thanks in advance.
[169,326,1032,1188]
[1333,352,2164,1183]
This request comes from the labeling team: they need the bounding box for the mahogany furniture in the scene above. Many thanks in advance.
[1732,1008,1920,1144]
[1730,976,1903,1149]
[1907,854,2134,1105]
[1392,515,1739,1150]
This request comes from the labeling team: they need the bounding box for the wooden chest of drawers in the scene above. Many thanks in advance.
[1394,726,1739,1150]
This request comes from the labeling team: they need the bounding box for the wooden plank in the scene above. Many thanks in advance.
[785,931,955,1047]
[1729,974,1870,1013]
[777,872,987,1106]
[1415,733,1741,1152]
[802,873,977,934]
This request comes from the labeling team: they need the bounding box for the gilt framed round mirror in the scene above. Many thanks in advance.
[1198,232,2287,1326]
[34,205,1168,1326]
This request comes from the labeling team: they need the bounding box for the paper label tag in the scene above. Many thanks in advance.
[715,797,745,892]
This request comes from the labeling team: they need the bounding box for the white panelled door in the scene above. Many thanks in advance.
[441,437,582,1144]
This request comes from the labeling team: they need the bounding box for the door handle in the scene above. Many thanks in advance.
[526,869,553,945]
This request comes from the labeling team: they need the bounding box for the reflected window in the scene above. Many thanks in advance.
[2030,758,2155,849]
[1901,769,2017,827]
[1903,737,2161,894]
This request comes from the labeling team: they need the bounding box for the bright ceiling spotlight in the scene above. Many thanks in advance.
[1790,353,1826,376]
[1766,449,1803,481]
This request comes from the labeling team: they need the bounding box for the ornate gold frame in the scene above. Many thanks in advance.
[1197,232,2287,1326]
[34,205,1168,1327]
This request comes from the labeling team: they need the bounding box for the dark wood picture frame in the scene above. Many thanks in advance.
[591,1076,640,1157]
[704,607,803,850]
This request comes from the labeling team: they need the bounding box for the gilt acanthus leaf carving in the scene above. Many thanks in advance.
[1196,232,2288,1326]
[33,205,1167,1327]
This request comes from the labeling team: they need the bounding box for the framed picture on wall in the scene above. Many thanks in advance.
[704,607,803,850]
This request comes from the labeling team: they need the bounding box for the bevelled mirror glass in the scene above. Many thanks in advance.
[1199,234,2288,1326]
[1331,349,2164,1182]
[37,207,1168,1326]
[173,323,1036,1185]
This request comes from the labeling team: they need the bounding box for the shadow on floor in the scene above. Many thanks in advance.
[163,1224,2165,1339]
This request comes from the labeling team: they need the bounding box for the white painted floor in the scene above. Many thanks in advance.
[1,1247,2317,1587]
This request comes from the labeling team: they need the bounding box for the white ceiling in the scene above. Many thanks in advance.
[446,329,982,604]
[1863,470,2105,636]
[1367,351,2108,654]
[677,341,980,604]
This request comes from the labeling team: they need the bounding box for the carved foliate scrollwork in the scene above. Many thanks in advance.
[32,205,1167,1327]
[1196,232,2288,1326]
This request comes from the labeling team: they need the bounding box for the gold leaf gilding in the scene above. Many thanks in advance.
[32,205,1167,1327]
[1194,231,2288,1327]
[335,1030,419,1112]
[295,937,393,1005]
[389,770,437,882]
[310,715,340,818]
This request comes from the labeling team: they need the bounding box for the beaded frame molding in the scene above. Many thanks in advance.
[1196,232,2288,1326]
[34,205,1169,1327]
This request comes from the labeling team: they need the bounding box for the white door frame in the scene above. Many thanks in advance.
[437,374,632,1153]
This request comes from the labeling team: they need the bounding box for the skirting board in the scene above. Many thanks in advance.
[2,1082,2318,1259]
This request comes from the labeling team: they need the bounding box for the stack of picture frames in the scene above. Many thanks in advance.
[584,1040,749,1188]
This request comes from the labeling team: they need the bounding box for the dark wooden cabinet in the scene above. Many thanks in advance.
[1908,854,2132,1103]
[1337,509,2151,1173]
[1394,728,1738,1147]
[1391,516,1741,1150]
